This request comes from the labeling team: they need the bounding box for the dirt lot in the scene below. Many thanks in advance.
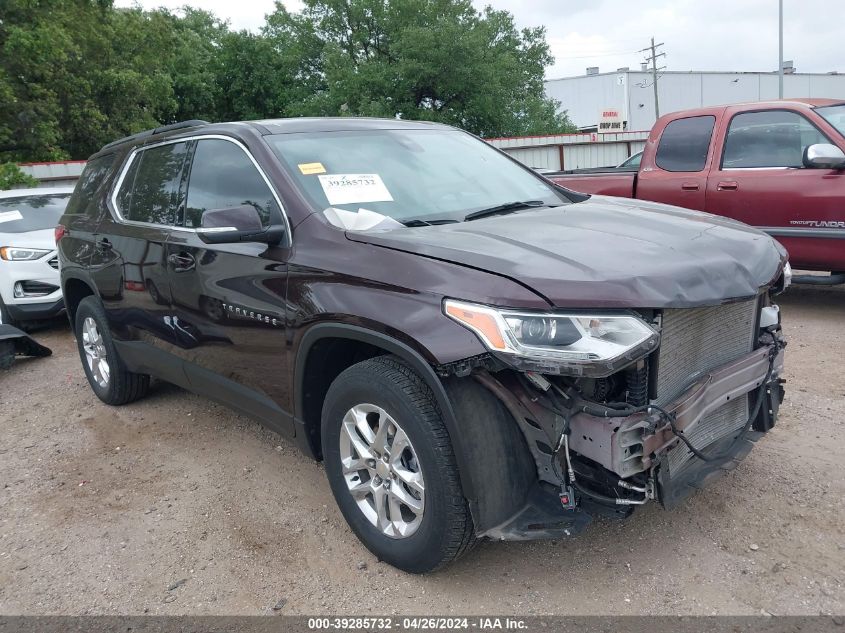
[0,282,843,616]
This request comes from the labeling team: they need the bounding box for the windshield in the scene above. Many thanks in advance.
[817,105,845,139]
[266,128,571,223]
[0,193,71,233]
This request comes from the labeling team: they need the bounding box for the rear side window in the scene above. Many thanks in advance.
[184,139,277,229]
[655,116,716,172]
[115,153,140,217]
[722,110,831,169]
[115,141,190,226]
[64,154,114,217]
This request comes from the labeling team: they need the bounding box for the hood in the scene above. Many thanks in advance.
[347,196,787,309]
[0,228,56,251]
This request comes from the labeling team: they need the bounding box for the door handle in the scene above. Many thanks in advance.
[717,181,739,191]
[96,238,112,252]
[167,252,195,272]
[681,182,700,191]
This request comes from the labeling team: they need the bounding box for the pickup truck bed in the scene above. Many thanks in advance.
[554,171,637,197]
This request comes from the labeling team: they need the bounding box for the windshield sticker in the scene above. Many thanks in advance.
[323,207,404,231]
[318,174,394,206]
[0,210,23,224]
[298,162,326,175]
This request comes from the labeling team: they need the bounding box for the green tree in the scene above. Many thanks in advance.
[0,1,229,161]
[170,8,228,122]
[266,0,574,137]
[0,163,39,191]
[101,6,227,139]
[215,30,288,121]
[0,0,111,161]
[0,0,572,162]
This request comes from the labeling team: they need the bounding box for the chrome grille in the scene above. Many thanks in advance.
[48,256,59,270]
[654,299,757,406]
[666,395,749,475]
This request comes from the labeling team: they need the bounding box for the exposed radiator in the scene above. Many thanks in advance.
[654,299,758,406]
[665,394,749,475]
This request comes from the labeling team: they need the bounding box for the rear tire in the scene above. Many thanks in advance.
[321,355,475,573]
[74,296,149,405]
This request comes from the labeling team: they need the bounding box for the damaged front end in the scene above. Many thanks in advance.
[442,294,786,541]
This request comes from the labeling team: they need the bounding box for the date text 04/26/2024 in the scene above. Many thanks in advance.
[307,617,528,630]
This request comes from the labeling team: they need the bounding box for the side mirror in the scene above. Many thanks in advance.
[196,205,285,245]
[802,143,845,170]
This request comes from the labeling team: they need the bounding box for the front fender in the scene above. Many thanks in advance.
[293,321,486,518]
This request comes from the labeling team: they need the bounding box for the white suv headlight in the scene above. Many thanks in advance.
[0,247,51,261]
[444,299,659,377]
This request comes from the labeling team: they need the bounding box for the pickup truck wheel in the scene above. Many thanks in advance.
[321,356,475,573]
[74,296,149,405]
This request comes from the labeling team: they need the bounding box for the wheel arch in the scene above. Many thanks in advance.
[294,322,479,505]
[61,270,99,327]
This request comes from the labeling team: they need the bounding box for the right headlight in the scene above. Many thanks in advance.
[444,299,659,377]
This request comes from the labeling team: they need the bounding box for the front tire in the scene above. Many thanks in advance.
[322,356,474,573]
[74,296,149,405]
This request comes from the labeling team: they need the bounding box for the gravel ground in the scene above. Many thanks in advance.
[0,282,843,616]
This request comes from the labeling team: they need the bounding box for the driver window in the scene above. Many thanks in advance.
[184,139,278,229]
[722,110,830,169]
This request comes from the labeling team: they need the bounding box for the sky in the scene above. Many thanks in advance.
[114,0,844,78]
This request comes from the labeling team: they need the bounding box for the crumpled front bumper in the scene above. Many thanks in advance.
[472,329,785,541]
[568,337,785,507]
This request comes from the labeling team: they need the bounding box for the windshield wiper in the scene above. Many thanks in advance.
[400,218,460,227]
[463,200,548,222]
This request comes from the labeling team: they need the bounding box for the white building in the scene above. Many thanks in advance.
[545,69,845,132]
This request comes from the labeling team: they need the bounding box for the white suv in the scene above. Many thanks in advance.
[0,187,73,328]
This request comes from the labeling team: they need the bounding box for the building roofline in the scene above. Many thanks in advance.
[546,69,844,82]
[486,130,650,144]
[17,160,88,167]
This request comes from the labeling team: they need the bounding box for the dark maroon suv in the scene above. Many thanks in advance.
[58,118,788,573]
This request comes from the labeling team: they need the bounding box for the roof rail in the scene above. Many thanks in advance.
[101,119,210,150]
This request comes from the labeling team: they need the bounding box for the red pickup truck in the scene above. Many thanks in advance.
[552,99,845,281]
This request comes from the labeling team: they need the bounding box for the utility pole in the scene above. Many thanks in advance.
[778,0,784,98]
[641,38,666,119]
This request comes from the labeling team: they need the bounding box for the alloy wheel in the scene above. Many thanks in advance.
[339,403,426,538]
[81,316,110,389]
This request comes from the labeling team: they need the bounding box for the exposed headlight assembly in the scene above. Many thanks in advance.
[0,247,51,261]
[444,299,659,377]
